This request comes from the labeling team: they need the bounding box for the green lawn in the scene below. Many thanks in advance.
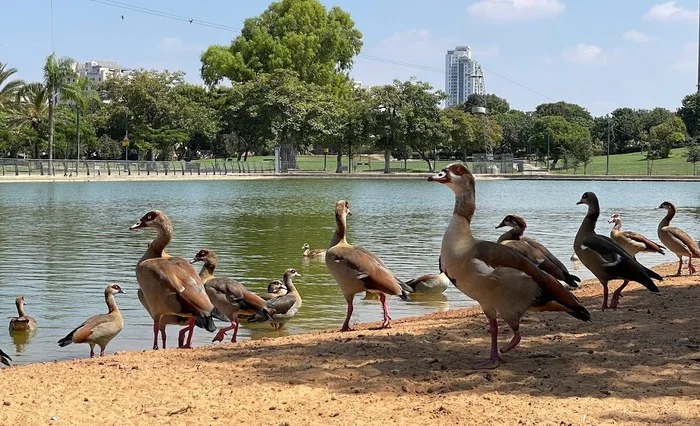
[552,148,698,176]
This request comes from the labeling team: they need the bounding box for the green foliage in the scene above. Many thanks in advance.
[462,93,486,111]
[530,115,592,168]
[646,116,686,159]
[200,0,362,91]
[0,62,24,112]
[443,107,475,159]
[483,94,510,114]
[43,54,78,163]
[494,110,532,153]
[533,101,594,129]
[684,140,700,166]
[679,91,700,137]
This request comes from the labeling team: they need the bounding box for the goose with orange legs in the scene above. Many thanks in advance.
[248,268,302,331]
[325,200,411,332]
[574,192,662,310]
[130,210,224,349]
[57,284,125,358]
[496,214,580,289]
[191,249,272,343]
[429,163,590,369]
[657,201,700,276]
[9,296,37,333]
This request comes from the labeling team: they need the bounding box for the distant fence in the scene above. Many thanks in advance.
[0,159,275,176]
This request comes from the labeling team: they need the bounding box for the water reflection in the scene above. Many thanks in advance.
[10,330,36,353]
[0,178,697,364]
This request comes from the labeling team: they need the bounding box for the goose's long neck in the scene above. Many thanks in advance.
[448,187,475,242]
[139,223,172,264]
[659,208,675,228]
[497,227,523,243]
[612,221,622,231]
[199,261,216,282]
[283,274,298,295]
[578,202,599,236]
[329,213,348,248]
[105,292,119,314]
[16,301,26,317]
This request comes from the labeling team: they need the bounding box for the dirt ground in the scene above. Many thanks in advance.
[1,262,699,426]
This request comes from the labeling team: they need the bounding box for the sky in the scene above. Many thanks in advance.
[1,0,699,116]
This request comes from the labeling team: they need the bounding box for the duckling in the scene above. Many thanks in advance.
[9,296,37,333]
[249,268,302,331]
[302,243,326,257]
[262,280,288,300]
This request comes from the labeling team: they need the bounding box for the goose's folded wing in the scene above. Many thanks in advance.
[266,294,297,315]
[522,237,570,271]
[666,227,699,253]
[622,231,665,252]
[71,314,113,343]
[329,246,402,294]
[579,234,634,266]
[142,258,214,315]
[354,246,388,268]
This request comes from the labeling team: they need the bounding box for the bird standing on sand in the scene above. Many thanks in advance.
[325,200,411,331]
[9,296,37,333]
[657,201,700,276]
[429,163,590,369]
[609,213,665,258]
[574,192,662,309]
[57,285,125,358]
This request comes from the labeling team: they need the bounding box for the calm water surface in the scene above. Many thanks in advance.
[1,178,699,364]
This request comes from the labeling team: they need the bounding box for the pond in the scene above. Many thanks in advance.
[1,177,699,364]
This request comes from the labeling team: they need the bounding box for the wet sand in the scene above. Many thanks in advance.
[1,262,699,425]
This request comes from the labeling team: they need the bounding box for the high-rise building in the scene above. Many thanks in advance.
[444,46,485,108]
[69,60,129,84]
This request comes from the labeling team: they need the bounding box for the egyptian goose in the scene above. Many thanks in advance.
[248,268,302,331]
[191,249,272,343]
[0,348,10,366]
[130,210,223,349]
[574,192,662,309]
[657,201,700,276]
[302,243,326,257]
[429,163,590,369]
[262,280,288,300]
[496,215,580,289]
[608,213,665,258]
[325,200,412,331]
[9,296,37,333]
[57,284,125,358]
[405,273,449,293]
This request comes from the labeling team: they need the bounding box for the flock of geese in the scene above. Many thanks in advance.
[1,162,698,370]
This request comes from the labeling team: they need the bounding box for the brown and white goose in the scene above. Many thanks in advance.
[657,201,700,276]
[302,243,326,258]
[496,214,580,289]
[130,210,223,349]
[325,200,411,331]
[9,296,37,333]
[57,284,125,358]
[575,192,662,309]
[429,163,590,369]
[248,268,303,331]
[262,280,288,300]
[191,249,272,343]
[0,348,10,366]
[609,213,665,257]
[405,273,449,293]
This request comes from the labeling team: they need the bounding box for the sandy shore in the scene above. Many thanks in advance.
[2,262,700,425]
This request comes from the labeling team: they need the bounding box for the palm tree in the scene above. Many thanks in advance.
[12,83,49,158]
[0,62,24,112]
[43,54,77,173]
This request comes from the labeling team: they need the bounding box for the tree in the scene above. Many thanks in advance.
[529,115,592,169]
[494,110,532,154]
[483,93,510,114]
[462,93,486,112]
[679,91,700,137]
[471,115,503,153]
[12,83,49,158]
[43,54,78,172]
[0,62,24,112]
[684,139,700,175]
[533,101,594,128]
[443,107,475,160]
[370,84,405,173]
[200,0,362,91]
[646,116,686,159]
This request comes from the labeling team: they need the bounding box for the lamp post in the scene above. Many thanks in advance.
[123,107,130,175]
[606,114,611,175]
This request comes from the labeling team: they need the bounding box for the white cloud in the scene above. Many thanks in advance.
[561,43,610,64]
[158,37,203,53]
[622,29,655,43]
[468,0,565,21]
[672,41,697,73]
[644,1,697,21]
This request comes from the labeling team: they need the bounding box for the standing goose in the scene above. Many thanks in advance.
[57,284,125,358]
[130,210,223,350]
[325,200,411,332]
[405,273,449,293]
[429,164,590,369]
[248,268,303,330]
[574,192,662,309]
[191,249,272,343]
[0,348,10,366]
[608,213,665,257]
[302,243,326,258]
[496,215,580,289]
[9,296,37,332]
[657,201,700,276]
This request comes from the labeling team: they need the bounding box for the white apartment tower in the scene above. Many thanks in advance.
[69,60,129,84]
[445,46,485,108]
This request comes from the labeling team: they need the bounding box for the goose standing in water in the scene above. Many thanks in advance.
[325,200,411,332]
[262,279,288,300]
[249,268,303,331]
[429,164,590,369]
[405,273,449,293]
[575,192,662,309]
[191,249,272,343]
[302,243,326,258]
[496,215,580,289]
[0,348,10,366]
[9,296,37,333]
[130,210,223,349]
[57,284,125,358]
[657,201,700,276]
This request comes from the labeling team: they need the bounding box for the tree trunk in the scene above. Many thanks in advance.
[48,92,55,174]
[244,148,249,161]
[384,148,391,174]
[335,148,343,173]
[347,141,352,173]
[416,149,434,172]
